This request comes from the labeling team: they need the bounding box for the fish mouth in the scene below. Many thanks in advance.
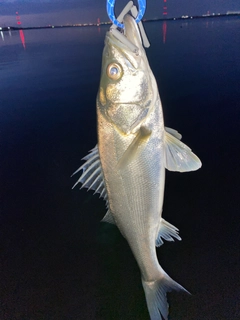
[106,14,142,53]
[101,15,153,135]
[123,14,142,48]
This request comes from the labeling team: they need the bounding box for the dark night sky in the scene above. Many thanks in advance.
[0,0,239,27]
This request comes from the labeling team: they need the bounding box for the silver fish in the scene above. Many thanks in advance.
[73,13,201,320]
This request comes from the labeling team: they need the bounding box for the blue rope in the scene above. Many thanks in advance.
[106,0,146,28]
[106,0,123,28]
[135,0,146,23]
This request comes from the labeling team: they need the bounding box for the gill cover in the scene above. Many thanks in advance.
[97,14,155,135]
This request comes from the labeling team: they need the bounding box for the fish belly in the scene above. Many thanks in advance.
[97,97,165,280]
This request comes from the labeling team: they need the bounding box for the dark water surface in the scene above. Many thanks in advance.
[1,17,240,319]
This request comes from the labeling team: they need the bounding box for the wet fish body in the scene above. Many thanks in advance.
[73,14,201,320]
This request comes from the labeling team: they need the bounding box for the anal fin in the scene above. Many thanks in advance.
[156,218,181,247]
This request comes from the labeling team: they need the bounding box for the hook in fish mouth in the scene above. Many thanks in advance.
[108,4,150,53]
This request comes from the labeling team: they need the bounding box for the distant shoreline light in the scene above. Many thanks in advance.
[0,12,240,31]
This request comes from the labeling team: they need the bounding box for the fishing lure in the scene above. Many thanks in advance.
[107,0,146,28]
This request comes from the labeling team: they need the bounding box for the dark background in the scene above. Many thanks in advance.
[1,17,240,319]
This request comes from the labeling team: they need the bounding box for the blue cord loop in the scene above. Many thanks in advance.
[107,0,146,28]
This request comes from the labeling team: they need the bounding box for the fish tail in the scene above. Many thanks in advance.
[141,271,189,320]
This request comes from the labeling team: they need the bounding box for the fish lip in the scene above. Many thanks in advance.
[123,14,142,46]
[105,32,125,52]
[105,31,119,45]
[106,15,141,51]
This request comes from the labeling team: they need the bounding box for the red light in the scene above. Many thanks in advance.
[163,6,167,9]
[164,0,167,2]
[19,30,26,49]
[17,21,21,25]
[163,21,167,44]
[163,12,167,15]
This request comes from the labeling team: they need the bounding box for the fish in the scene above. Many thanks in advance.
[72,13,201,320]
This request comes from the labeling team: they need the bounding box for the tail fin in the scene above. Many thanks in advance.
[142,271,189,320]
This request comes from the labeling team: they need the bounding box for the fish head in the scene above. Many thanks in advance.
[97,14,156,135]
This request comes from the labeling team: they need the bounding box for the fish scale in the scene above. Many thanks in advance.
[73,13,201,320]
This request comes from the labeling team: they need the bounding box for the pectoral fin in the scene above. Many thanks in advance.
[117,126,152,169]
[164,130,202,172]
[165,126,182,140]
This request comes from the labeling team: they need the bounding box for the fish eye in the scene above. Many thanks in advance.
[107,63,123,80]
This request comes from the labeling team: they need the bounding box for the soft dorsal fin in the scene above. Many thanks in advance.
[156,218,181,247]
[164,130,202,172]
[101,210,116,225]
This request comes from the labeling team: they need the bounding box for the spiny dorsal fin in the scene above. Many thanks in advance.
[72,145,108,201]
[72,145,115,223]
